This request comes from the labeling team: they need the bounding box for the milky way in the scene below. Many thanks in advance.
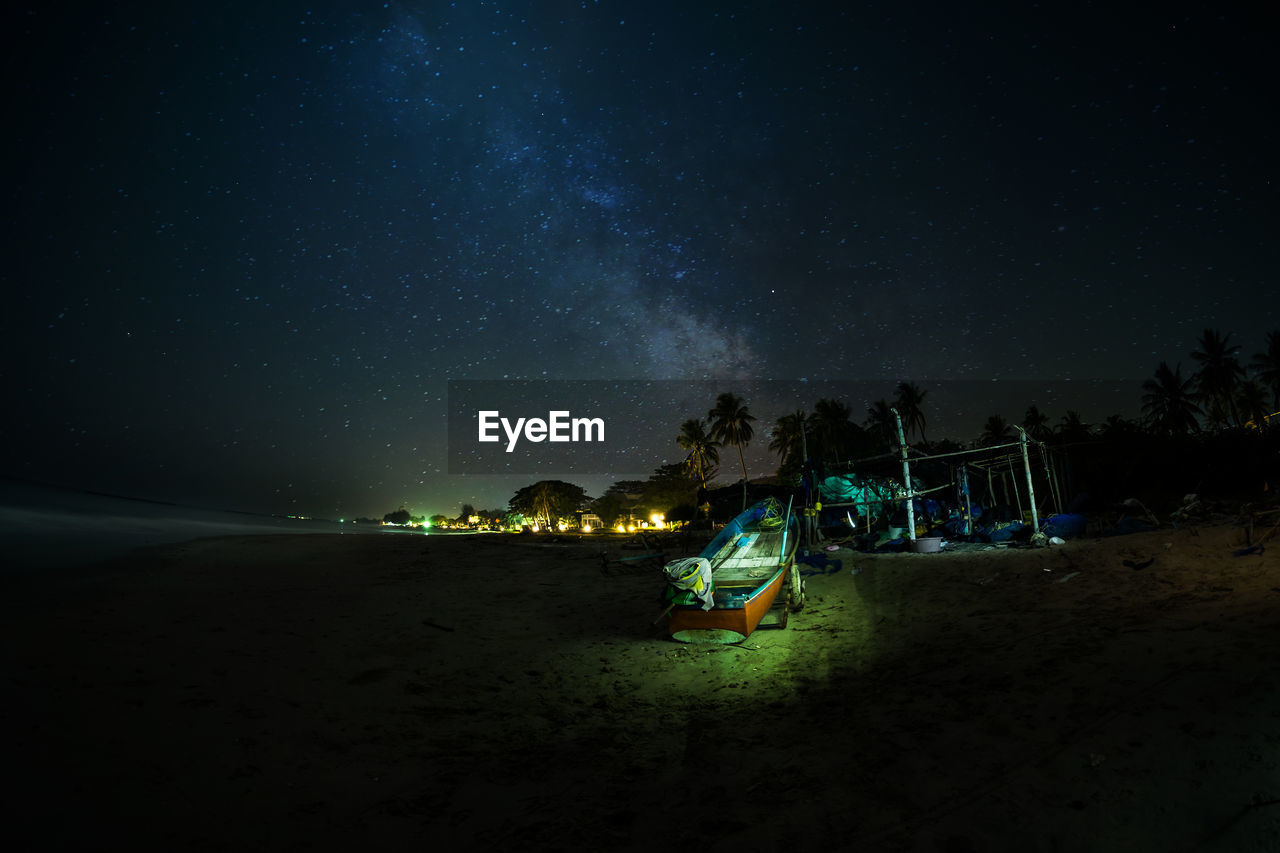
[4,1,1274,517]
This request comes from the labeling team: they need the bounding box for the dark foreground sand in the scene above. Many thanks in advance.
[3,524,1278,852]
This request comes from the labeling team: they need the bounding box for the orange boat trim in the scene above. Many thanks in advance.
[665,559,790,639]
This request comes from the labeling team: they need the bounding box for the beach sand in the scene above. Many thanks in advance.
[3,524,1278,851]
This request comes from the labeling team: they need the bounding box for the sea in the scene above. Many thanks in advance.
[0,480,412,574]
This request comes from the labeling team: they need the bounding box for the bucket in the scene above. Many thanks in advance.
[909,536,943,554]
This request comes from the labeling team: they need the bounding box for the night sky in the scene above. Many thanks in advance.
[4,1,1275,519]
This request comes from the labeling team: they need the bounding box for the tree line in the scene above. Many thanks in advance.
[502,327,1278,527]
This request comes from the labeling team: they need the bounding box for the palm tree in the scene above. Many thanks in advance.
[708,392,756,508]
[676,418,720,493]
[1249,329,1280,411]
[978,415,1013,447]
[894,381,928,446]
[1022,405,1053,442]
[865,398,896,449]
[1191,328,1245,427]
[1141,361,1202,435]
[768,410,807,476]
[1100,414,1139,438]
[1236,379,1271,428]
[1056,410,1092,444]
[811,398,854,465]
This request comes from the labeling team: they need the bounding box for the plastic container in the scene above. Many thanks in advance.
[909,536,943,554]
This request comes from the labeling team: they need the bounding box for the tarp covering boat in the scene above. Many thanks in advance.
[661,557,714,610]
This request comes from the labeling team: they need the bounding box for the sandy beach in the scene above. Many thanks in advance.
[3,523,1278,851]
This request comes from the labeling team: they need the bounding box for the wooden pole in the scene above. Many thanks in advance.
[800,421,811,547]
[781,495,794,562]
[891,408,916,541]
[1018,427,1040,532]
[1043,445,1064,515]
[1008,459,1022,521]
[652,601,677,625]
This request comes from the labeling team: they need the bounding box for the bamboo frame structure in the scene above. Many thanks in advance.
[817,433,1067,539]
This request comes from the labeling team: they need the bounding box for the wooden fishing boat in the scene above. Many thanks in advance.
[664,497,802,643]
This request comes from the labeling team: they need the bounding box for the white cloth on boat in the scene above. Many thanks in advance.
[663,557,714,610]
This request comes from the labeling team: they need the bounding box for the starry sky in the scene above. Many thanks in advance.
[4,1,1275,519]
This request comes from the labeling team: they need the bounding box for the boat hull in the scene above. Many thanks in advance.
[665,498,799,643]
[666,559,790,643]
